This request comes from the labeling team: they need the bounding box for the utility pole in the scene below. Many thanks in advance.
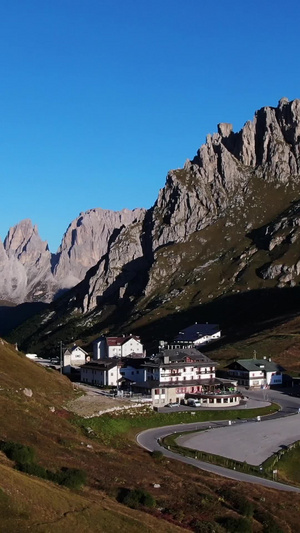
[59,341,63,374]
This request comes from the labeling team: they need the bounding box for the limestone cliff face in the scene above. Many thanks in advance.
[0,237,27,302]
[151,97,300,250]
[82,218,147,312]
[53,207,145,290]
[2,220,54,302]
[1,209,145,303]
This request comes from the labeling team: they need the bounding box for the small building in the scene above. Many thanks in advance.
[93,335,144,360]
[81,358,122,387]
[63,345,89,374]
[173,323,221,346]
[226,358,283,388]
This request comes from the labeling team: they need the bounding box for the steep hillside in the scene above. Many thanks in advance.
[10,97,300,357]
[0,464,186,533]
[2,339,300,532]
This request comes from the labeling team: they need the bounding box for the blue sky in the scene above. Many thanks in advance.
[1,0,300,251]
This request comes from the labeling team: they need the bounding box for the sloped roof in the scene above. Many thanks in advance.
[144,348,216,367]
[107,336,141,347]
[64,345,88,355]
[82,357,121,370]
[174,323,220,342]
[228,359,284,372]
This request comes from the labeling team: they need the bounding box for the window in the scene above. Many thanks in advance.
[155,389,159,395]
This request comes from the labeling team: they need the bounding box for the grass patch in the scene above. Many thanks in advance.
[276,442,300,485]
[72,403,279,447]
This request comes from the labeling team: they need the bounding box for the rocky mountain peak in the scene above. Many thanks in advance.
[0,207,146,304]
[4,219,49,261]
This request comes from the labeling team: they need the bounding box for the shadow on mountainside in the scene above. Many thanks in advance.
[8,283,300,359]
[0,302,49,337]
[132,286,300,351]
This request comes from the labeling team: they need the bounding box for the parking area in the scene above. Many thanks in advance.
[177,415,300,465]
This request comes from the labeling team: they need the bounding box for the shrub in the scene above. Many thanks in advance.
[117,488,156,509]
[0,440,86,490]
[0,441,35,465]
[191,519,222,533]
[17,462,47,479]
[218,488,253,517]
[254,508,284,533]
[219,516,252,532]
[151,450,164,462]
[57,468,87,489]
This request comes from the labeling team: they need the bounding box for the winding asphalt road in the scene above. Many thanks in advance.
[137,388,300,493]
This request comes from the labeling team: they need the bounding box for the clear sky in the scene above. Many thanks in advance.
[1,0,300,252]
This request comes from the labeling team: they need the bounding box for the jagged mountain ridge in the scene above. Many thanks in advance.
[0,208,145,303]
[7,97,300,353]
[80,97,300,312]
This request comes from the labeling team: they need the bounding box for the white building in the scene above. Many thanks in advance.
[93,335,144,360]
[129,348,240,408]
[143,349,216,384]
[81,358,122,387]
[63,345,89,374]
[174,323,221,346]
[226,359,283,388]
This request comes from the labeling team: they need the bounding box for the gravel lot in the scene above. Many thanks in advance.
[66,388,133,417]
[177,415,300,465]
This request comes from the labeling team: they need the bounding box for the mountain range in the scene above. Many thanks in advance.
[4,96,300,353]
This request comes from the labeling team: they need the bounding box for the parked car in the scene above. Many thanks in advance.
[165,402,180,408]
[186,399,201,407]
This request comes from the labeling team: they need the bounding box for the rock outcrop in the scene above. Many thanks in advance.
[151,97,300,249]
[53,207,145,290]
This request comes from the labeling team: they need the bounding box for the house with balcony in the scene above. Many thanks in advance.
[128,347,240,407]
[226,358,284,388]
[93,335,144,360]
